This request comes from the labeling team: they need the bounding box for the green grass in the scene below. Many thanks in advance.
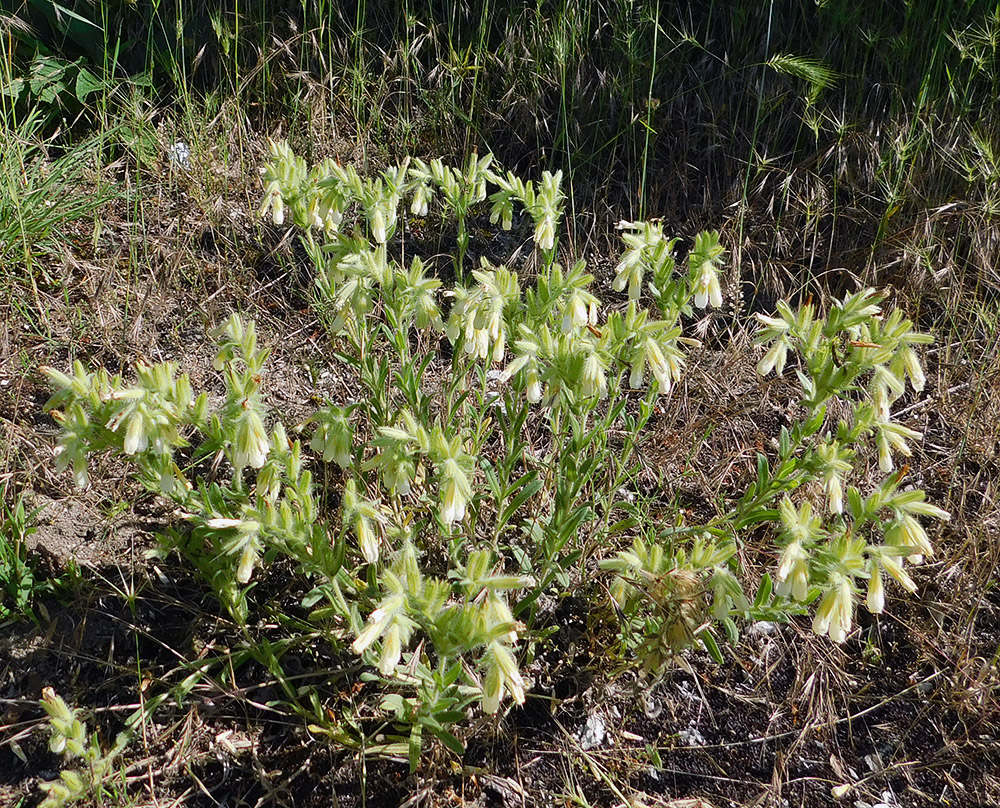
[0,484,46,623]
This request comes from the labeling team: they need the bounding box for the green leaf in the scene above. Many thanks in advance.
[46,2,104,32]
[699,629,725,664]
[778,426,791,457]
[302,582,330,609]
[721,616,739,646]
[753,573,774,608]
[847,487,865,521]
[500,475,542,528]
[734,507,780,530]
[365,740,409,758]
[482,462,501,502]
[441,662,464,688]
[756,453,769,489]
[380,693,407,718]
[608,517,638,535]
[427,725,465,757]
[74,68,103,103]
[803,406,826,437]
[408,723,422,773]
[1,78,26,101]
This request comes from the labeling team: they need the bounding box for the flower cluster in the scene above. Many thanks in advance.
[367,411,476,529]
[351,543,530,712]
[447,263,521,363]
[753,289,948,642]
[488,167,564,252]
[42,360,200,493]
[38,688,125,808]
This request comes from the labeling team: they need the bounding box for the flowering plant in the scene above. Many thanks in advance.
[41,148,945,767]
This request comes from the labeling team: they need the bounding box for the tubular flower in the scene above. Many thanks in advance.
[693,262,723,309]
[879,552,917,593]
[352,593,417,676]
[630,336,681,392]
[871,365,906,419]
[439,457,473,526]
[371,208,387,243]
[561,291,593,333]
[352,598,402,654]
[647,338,682,391]
[309,406,354,467]
[502,340,544,404]
[885,513,934,562]
[235,528,262,584]
[481,642,526,714]
[535,215,556,252]
[580,352,608,400]
[875,420,922,473]
[817,441,852,514]
[775,540,811,601]
[895,345,926,392]
[525,365,543,403]
[688,230,726,309]
[812,574,855,643]
[613,248,645,300]
[754,311,792,376]
[343,479,385,563]
[756,337,790,377]
[232,407,270,470]
[866,561,884,614]
[379,623,402,675]
[409,183,432,216]
[356,514,379,564]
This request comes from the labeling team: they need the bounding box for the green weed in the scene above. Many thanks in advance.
[39,151,950,768]
[0,484,47,623]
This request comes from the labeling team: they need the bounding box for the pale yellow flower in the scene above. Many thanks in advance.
[866,562,884,614]
[812,575,854,643]
[775,540,810,601]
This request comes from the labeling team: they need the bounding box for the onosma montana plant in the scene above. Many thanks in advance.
[41,142,946,765]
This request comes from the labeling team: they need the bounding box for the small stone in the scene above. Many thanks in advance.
[642,691,662,719]
[678,725,706,747]
[576,715,606,751]
[167,141,192,171]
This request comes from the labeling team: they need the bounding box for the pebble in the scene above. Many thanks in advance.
[576,715,606,750]
[749,620,776,636]
[678,725,706,747]
[167,141,192,171]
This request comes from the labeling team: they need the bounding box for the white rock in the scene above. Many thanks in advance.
[167,141,191,171]
[576,715,606,751]
[678,725,706,747]
[749,620,776,636]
